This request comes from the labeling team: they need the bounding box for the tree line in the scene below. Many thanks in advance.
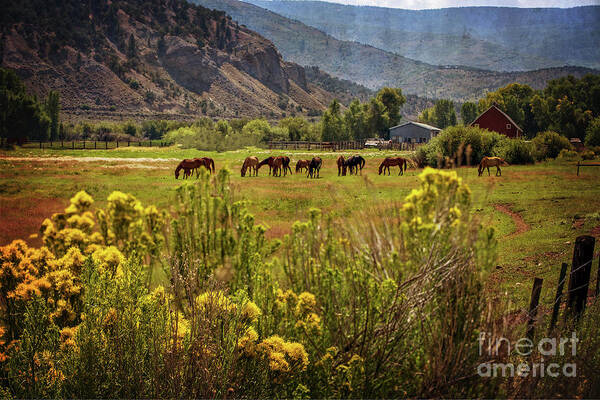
[418,74,600,144]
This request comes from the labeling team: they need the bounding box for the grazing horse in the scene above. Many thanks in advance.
[296,159,310,173]
[343,155,366,176]
[258,156,275,175]
[337,156,345,176]
[192,158,213,177]
[175,159,198,179]
[241,156,259,177]
[201,157,215,173]
[379,157,408,176]
[308,157,322,178]
[282,156,293,176]
[271,156,284,177]
[478,156,509,176]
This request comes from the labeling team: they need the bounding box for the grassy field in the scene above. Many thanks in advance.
[1,146,600,309]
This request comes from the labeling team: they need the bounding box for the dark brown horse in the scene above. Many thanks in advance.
[259,156,292,176]
[241,156,259,177]
[201,157,215,173]
[258,156,275,175]
[175,159,198,179]
[342,155,365,176]
[282,156,293,176]
[296,159,310,173]
[337,156,345,176]
[379,157,408,175]
[192,158,214,176]
[308,157,322,179]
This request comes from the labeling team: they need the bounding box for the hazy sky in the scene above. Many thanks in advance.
[285,0,600,8]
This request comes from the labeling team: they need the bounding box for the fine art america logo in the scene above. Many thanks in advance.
[477,332,578,378]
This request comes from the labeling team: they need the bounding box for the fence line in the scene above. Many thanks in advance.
[21,140,168,150]
[267,141,422,151]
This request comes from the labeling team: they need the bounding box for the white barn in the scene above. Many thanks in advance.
[389,121,441,143]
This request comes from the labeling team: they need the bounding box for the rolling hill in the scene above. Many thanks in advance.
[0,0,368,120]
[248,0,600,71]
[193,0,598,101]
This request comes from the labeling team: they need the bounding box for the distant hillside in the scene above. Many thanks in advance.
[193,0,598,101]
[0,0,356,119]
[249,1,600,71]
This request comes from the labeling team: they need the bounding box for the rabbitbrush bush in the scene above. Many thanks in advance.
[3,168,598,398]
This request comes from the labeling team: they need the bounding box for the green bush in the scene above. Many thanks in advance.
[531,131,572,160]
[416,125,533,167]
[495,139,535,165]
[165,120,262,151]
[558,149,580,160]
[585,117,600,147]
[581,150,596,160]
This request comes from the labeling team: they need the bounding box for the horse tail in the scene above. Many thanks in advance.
[209,159,215,173]
[360,157,365,169]
[403,158,407,172]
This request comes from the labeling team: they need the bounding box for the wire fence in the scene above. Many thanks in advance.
[20,140,169,150]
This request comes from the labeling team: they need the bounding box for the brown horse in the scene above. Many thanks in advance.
[192,158,213,177]
[258,156,275,175]
[296,159,310,173]
[478,156,509,176]
[241,156,259,177]
[308,157,322,179]
[201,157,215,173]
[337,156,345,176]
[271,156,284,177]
[175,159,198,179]
[379,157,408,176]
[282,156,293,176]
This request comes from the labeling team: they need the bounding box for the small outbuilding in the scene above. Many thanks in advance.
[389,121,441,143]
[470,104,523,138]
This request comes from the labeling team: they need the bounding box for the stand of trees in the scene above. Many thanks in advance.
[0,68,61,146]
[321,87,406,141]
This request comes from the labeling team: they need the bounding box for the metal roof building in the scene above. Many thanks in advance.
[389,121,441,143]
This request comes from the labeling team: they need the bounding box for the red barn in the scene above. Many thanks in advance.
[470,104,523,138]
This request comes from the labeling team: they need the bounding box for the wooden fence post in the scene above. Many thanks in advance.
[105,141,108,149]
[527,277,544,340]
[72,141,74,150]
[577,162,580,176]
[83,141,85,149]
[566,235,595,319]
[39,141,42,149]
[94,141,97,149]
[596,253,600,297]
[549,262,568,332]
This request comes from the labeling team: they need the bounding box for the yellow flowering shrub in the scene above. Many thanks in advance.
[256,335,309,375]
[91,246,125,277]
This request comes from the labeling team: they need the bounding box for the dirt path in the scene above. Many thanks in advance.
[0,156,179,163]
[493,203,530,238]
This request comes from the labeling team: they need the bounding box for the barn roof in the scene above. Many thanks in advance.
[471,104,523,132]
[389,121,441,132]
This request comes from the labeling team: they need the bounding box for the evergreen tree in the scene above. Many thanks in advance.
[45,91,60,140]
[460,102,478,125]
[321,100,345,141]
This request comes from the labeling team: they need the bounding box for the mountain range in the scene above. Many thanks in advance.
[0,0,374,120]
[193,0,597,101]
[1,0,597,121]
[248,1,600,71]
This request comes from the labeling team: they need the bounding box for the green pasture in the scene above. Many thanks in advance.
[1,146,600,309]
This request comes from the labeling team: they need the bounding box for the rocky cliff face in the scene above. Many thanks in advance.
[0,0,325,120]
